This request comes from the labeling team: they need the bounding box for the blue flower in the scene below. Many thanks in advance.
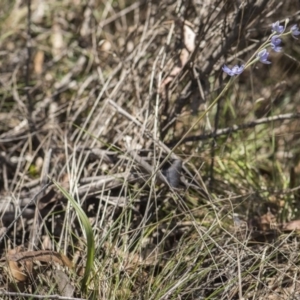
[272,21,284,34]
[222,64,244,76]
[291,24,300,39]
[271,35,282,52]
[257,49,271,64]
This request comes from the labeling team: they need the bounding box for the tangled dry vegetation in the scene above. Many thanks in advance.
[1,0,300,299]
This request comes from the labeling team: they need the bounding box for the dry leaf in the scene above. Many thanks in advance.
[7,250,73,269]
[259,210,277,231]
[51,22,64,58]
[55,269,74,297]
[183,23,196,52]
[32,0,46,23]
[7,247,27,282]
[282,220,300,231]
[34,50,44,75]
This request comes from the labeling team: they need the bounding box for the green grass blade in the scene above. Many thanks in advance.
[52,179,95,293]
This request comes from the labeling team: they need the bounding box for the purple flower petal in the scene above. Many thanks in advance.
[272,21,284,34]
[232,65,245,75]
[257,49,271,64]
[271,35,282,52]
[222,65,235,76]
[271,35,281,46]
[271,43,282,52]
[222,64,244,76]
[291,24,300,39]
